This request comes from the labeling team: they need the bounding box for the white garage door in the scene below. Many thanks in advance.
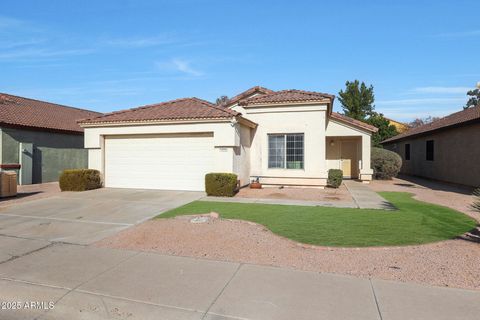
[104,133,214,191]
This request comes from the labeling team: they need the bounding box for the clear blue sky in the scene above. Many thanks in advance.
[1,0,479,121]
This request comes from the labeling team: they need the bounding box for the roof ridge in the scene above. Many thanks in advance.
[272,89,336,98]
[382,104,480,143]
[225,86,274,107]
[194,97,238,116]
[79,97,238,123]
[0,92,101,115]
[82,97,203,121]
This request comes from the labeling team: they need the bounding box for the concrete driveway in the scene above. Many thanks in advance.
[0,188,203,247]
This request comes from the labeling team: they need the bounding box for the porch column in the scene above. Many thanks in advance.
[359,134,373,182]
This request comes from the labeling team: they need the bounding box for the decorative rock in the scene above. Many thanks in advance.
[190,216,210,224]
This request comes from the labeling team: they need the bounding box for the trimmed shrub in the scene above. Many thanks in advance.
[472,188,480,213]
[59,169,102,191]
[327,169,343,188]
[371,147,402,180]
[205,173,238,197]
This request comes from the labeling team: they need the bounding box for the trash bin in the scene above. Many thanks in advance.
[0,171,17,198]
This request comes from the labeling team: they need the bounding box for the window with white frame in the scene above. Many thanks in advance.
[268,133,304,169]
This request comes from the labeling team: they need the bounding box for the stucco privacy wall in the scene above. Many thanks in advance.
[384,122,480,187]
[325,120,373,180]
[1,127,87,184]
[83,120,252,185]
[238,104,329,186]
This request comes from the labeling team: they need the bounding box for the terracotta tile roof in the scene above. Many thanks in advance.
[80,97,239,124]
[382,105,480,143]
[239,89,335,106]
[330,112,378,133]
[0,93,101,134]
[225,86,274,107]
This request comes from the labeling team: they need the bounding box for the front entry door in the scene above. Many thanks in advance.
[341,141,357,179]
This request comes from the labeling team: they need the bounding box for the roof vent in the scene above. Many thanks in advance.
[0,94,15,104]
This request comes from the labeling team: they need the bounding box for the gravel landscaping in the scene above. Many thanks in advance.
[370,176,480,222]
[96,177,480,290]
[96,213,480,290]
[235,184,353,202]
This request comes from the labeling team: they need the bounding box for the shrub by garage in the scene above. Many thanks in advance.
[205,173,238,197]
[59,169,102,191]
[327,169,343,188]
[371,147,402,180]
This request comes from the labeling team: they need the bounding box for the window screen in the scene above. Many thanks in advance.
[268,134,304,169]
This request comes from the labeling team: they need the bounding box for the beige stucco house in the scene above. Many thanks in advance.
[382,105,480,188]
[79,87,377,191]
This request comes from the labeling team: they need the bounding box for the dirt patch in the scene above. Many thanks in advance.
[236,184,353,202]
[96,214,480,290]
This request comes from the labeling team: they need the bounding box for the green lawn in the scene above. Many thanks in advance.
[158,192,477,247]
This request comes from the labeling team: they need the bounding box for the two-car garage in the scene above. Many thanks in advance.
[104,133,214,191]
[80,97,248,191]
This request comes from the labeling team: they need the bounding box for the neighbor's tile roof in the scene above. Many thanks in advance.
[330,112,378,133]
[225,86,274,107]
[239,89,335,106]
[0,93,101,133]
[383,105,480,143]
[80,97,239,124]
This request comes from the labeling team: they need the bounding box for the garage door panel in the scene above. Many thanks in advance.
[104,134,214,191]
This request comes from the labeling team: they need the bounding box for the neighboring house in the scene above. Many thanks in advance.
[79,87,377,191]
[382,105,480,187]
[0,93,102,184]
[385,117,410,133]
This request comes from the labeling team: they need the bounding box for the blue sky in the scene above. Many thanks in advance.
[1,0,479,121]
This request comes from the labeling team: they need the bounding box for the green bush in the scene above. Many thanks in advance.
[327,169,343,188]
[205,173,238,197]
[59,169,102,191]
[371,147,402,180]
[472,188,480,213]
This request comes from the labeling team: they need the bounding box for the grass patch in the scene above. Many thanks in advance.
[157,192,476,247]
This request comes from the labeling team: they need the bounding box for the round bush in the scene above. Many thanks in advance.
[371,147,402,180]
[59,169,102,191]
[327,169,343,188]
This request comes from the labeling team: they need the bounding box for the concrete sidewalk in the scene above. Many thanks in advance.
[201,195,357,208]
[344,180,395,210]
[0,242,478,320]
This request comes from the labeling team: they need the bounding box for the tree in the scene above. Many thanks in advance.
[463,86,480,110]
[338,80,375,120]
[367,112,398,147]
[216,95,230,106]
[338,80,397,147]
[409,116,440,128]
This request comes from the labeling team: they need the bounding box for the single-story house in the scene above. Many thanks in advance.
[79,87,377,191]
[382,105,480,188]
[0,93,102,184]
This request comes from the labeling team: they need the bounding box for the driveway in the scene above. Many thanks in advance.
[0,188,203,247]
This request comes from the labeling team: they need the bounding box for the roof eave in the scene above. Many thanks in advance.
[0,122,84,135]
[78,117,237,128]
[330,118,377,134]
